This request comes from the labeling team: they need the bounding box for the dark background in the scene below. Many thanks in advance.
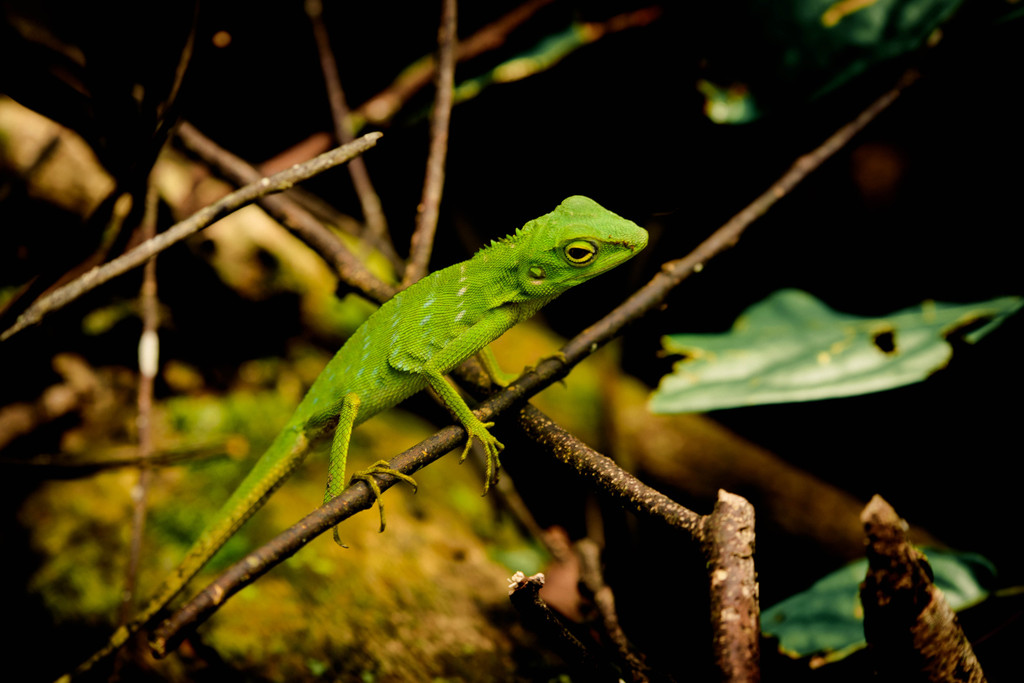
[2,0,1022,679]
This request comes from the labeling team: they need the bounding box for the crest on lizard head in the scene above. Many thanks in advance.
[508,195,648,299]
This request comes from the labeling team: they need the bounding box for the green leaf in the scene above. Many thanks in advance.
[649,289,1021,414]
[761,548,995,659]
[761,559,866,659]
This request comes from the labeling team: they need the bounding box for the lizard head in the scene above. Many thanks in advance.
[512,196,648,299]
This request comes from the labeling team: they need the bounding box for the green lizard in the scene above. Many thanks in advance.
[59,195,647,681]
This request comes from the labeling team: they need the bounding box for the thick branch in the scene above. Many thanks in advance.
[702,490,760,683]
[860,496,986,682]
[1,132,384,342]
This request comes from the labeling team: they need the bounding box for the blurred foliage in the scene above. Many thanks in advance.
[698,0,966,123]
[650,289,1022,413]
[452,10,661,110]
[355,7,662,133]
[762,547,996,659]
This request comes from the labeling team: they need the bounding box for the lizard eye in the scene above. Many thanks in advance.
[564,240,596,265]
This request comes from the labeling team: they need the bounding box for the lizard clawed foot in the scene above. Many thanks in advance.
[458,424,503,495]
[481,449,502,495]
[350,460,418,533]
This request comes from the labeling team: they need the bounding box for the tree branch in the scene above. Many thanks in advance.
[150,423,468,656]
[861,495,987,682]
[516,406,759,680]
[356,0,556,128]
[175,122,396,303]
[0,132,383,342]
[507,571,620,681]
[305,0,394,263]
[576,539,652,683]
[403,0,458,287]
[118,181,161,632]
[702,490,760,682]
[515,404,701,534]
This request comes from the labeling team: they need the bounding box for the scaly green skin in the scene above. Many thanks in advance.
[59,196,647,680]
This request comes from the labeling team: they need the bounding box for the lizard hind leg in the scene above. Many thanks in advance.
[324,393,360,547]
[323,393,418,544]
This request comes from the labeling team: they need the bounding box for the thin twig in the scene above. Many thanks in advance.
[357,0,555,127]
[442,8,663,114]
[576,539,651,683]
[0,132,383,342]
[244,2,654,171]
[500,393,756,680]
[305,0,395,263]
[118,182,161,631]
[403,0,458,287]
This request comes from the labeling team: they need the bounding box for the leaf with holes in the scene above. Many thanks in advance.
[649,289,1021,414]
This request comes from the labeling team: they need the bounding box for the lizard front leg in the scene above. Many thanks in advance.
[422,367,504,493]
[391,306,520,494]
